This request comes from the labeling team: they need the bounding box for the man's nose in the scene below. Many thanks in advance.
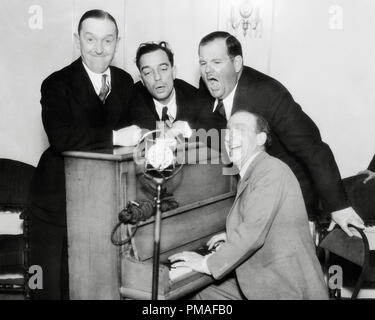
[204,63,213,74]
[95,41,104,54]
[153,70,161,81]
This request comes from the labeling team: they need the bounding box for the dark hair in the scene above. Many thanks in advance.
[135,41,174,70]
[199,31,242,58]
[254,113,272,148]
[78,9,118,37]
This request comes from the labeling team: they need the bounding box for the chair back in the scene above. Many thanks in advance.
[0,158,35,299]
[0,158,35,210]
[319,225,370,299]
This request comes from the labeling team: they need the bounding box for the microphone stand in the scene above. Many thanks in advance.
[145,122,183,300]
[152,177,164,300]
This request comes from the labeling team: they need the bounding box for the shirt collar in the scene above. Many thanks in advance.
[82,61,111,94]
[82,61,111,78]
[153,89,177,120]
[239,151,262,179]
[213,83,238,120]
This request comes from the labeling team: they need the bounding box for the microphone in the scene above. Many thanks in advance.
[145,136,177,171]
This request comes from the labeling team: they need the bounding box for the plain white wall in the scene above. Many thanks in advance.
[0,0,75,166]
[1,0,374,178]
[268,0,375,177]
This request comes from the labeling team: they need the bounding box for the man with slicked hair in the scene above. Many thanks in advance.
[129,41,198,131]
[195,31,364,237]
[28,9,141,299]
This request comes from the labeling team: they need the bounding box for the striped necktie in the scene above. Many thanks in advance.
[161,106,173,128]
[98,74,109,103]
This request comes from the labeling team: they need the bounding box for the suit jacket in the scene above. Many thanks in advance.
[29,58,134,226]
[128,79,198,130]
[207,152,328,299]
[368,155,375,172]
[196,66,347,218]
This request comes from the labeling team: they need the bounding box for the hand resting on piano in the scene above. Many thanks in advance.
[207,232,227,251]
[168,232,226,276]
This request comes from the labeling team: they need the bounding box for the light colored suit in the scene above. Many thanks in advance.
[206,151,328,299]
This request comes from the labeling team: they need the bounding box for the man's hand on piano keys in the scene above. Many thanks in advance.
[207,232,227,250]
[168,251,212,275]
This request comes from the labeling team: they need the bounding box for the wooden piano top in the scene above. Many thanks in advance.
[63,146,137,161]
[62,142,220,162]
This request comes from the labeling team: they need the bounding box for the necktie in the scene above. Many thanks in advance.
[98,74,109,103]
[161,106,169,121]
[216,99,226,120]
[161,106,173,128]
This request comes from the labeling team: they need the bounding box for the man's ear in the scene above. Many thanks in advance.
[115,36,121,52]
[233,55,243,73]
[139,75,145,86]
[256,132,267,147]
[172,65,177,79]
[74,33,81,50]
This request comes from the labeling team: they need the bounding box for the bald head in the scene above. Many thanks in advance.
[225,111,270,169]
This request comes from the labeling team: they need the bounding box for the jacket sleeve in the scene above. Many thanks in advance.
[207,163,285,280]
[40,76,113,153]
[268,85,347,212]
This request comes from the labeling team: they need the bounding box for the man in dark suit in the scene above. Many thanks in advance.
[170,111,328,299]
[28,10,141,299]
[195,31,364,236]
[129,42,198,131]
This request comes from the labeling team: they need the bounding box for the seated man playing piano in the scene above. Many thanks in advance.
[128,41,198,133]
[169,111,328,300]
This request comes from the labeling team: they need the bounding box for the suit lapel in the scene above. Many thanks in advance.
[232,74,247,115]
[232,67,257,115]
[71,58,103,111]
[141,85,160,121]
[175,86,183,120]
[232,152,268,206]
[105,66,120,125]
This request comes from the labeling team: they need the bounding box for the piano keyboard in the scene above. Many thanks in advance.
[169,266,194,282]
[167,244,219,282]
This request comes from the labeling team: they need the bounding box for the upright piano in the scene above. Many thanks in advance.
[63,143,236,300]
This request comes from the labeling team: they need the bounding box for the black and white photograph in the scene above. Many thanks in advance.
[1,0,375,306]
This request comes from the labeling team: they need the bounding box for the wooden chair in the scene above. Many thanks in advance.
[319,225,372,299]
[318,175,375,299]
[0,158,35,299]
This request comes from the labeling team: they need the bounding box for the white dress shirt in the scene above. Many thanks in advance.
[212,83,238,121]
[153,89,177,122]
[82,62,111,98]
